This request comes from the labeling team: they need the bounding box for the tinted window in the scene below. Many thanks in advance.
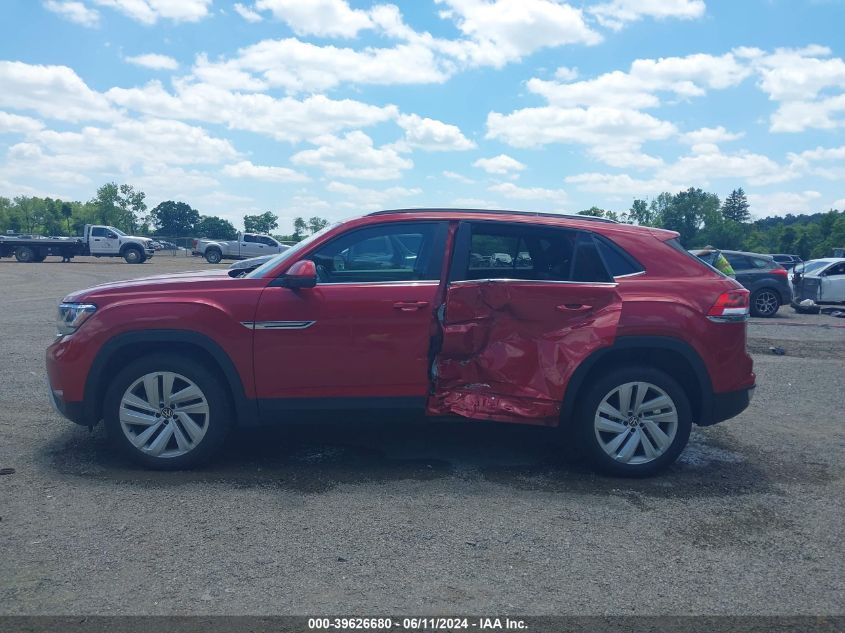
[826,263,845,276]
[462,224,611,283]
[259,236,277,246]
[310,222,446,283]
[243,234,258,243]
[724,253,752,270]
[91,227,107,237]
[594,235,644,277]
[749,257,771,269]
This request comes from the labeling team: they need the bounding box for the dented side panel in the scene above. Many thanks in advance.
[426,280,622,426]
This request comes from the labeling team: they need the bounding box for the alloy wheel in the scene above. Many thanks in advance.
[594,381,678,465]
[754,290,778,317]
[119,371,210,458]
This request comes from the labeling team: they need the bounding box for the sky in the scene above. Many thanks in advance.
[2,0,845,232]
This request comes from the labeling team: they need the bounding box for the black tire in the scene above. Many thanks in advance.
[205,248,222,264]
[103,354,233,470]
[123,247,143,264]
[750,288,780,317]
[14,246,35,263]
[572,366,692,477]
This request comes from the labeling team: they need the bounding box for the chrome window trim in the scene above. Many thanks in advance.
[614,270,647,279]
[315,280,441,287]
[448,278,619,288]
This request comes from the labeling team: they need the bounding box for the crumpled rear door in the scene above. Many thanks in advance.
[426,279,622,426]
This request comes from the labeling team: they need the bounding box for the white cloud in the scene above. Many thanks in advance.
[292,131,412,180]
[657,145,795,186]
[106,81,397,143]
[1,118,237,188]
[589,0,705,31]
[527,52,750,109]
[0,61,115,122]
[254,0,373,38]
[473,154,526,175]
[234,3,262,23]
[682,126,744,145]
[489,181,567,202]
[125,53,179,71]
[0,111,44,135]
[442,170,476,184]
[222,160,309,183]
[564,172,681,196]
[435,0,602,67]
[195,37,449,93]
[326,181,422,210]
[43,0,100,27]
[554,66,578,81]
[91,0,212,24]
[487,105,674,168]
[747,191,822,217]
[396,113,475,151]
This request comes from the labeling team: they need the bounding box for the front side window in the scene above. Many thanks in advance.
[309,222,447,283]
[91,227,107,237]
[459,223,612,283]
[825,262,845,276]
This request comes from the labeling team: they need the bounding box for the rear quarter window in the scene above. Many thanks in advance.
[594,234,644,277]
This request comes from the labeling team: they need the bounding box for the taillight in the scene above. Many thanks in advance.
[771,267,788,277]
[708,289,749,321]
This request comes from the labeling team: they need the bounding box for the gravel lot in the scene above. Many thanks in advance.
[0,257,843,615]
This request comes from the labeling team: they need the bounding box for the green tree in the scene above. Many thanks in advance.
[195,215,237,240]
[721,188,750,223]
[660,188,720,245]
[243,211,279,234]
[629,199,655,226]
[308,216,329,234]
[61,201,73,234]
[117,184,147,232]
[292,216,308,240]
[149,200,200,236]
[92,182,121,228]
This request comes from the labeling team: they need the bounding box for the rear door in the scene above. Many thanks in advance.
[427,222,622,426]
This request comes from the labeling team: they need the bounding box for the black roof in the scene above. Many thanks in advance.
[367,208,618,224]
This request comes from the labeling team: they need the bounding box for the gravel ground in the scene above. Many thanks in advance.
[0,257,843,615]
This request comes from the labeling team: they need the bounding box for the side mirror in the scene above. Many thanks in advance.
[281,260,317,289]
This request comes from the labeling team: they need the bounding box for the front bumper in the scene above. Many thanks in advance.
[47,377,89,426]
[699,385,755,426]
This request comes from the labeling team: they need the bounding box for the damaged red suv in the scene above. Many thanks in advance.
[47,209,755,476]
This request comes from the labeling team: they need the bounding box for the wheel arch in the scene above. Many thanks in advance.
[560,336,714,427]
[84,330,257,427]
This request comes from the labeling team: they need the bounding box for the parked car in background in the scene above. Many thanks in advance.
[791,258,845,306]
[47,208,755,477]
[769,253,803,271]
[227,254,275,277]
[192,233,287,264]
[691,249,791,317]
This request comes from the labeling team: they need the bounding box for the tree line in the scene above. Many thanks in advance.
[0,182,330,243]
[1,182,843,258]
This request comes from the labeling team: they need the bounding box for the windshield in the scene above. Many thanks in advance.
[245,224,337,279]
[109,227,126,236]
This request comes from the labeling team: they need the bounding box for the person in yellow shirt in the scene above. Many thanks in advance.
[702,246,735,277]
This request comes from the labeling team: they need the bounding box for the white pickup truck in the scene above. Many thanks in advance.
[0,224,154,263]
[191,233,288,264]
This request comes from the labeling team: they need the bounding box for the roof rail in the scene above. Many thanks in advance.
[366,208,619,224]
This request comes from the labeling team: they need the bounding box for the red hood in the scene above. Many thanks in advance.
[63,268,233,302]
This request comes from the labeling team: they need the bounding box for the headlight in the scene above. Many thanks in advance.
[57,303,97,335]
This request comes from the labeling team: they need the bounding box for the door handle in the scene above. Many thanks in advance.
[393,301,429,312]
[557,303,593,312]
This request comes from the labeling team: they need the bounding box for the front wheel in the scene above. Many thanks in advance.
[104,355,232,469]
[750,288,780,317]
[123,247,142,264]
[573,366,692,477]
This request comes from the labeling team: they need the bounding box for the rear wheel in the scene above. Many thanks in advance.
[14,246,35,262]
[205,248,222,264]
[104,355,232,469]
[574,366,692,477]
[750,288,780,317]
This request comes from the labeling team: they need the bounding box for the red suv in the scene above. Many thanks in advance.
[46,209,755,476]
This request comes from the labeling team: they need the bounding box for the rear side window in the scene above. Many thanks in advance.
[594,235,644,277]
[459,223,612,283]
[749,257,771,269]
[724,253,752,270]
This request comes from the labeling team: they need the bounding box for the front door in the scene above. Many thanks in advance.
[821,261,845,301]
[252,221,449,409]
[427,222,623,426]
[89,226,119,255]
